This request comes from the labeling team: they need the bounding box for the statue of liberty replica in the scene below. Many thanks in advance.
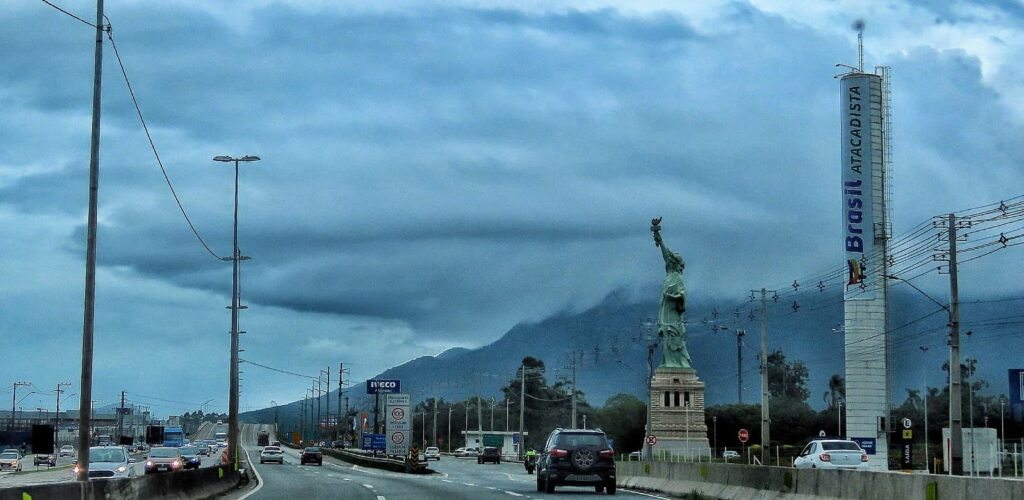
[647,217,709,458]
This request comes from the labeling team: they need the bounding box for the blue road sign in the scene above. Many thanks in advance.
[366,379,401,394]
[850,437,876,455]
[362,434,386,451]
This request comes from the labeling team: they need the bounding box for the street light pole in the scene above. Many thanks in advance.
[213,154,259,469]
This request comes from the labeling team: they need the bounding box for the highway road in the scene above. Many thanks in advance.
[0,421,223,488]
[234,424,669,500]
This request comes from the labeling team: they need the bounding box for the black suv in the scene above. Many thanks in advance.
[477,447,500,464]
[537,428,616,494]
[300,447,323,465]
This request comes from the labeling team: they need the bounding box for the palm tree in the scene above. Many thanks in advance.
[824,374,845,410]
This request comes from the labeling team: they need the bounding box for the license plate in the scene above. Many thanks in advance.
[158,465,168,470]
[566,474,600,481]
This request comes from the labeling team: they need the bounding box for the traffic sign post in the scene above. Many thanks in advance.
[738,429,749,443]
[385,393,411,456]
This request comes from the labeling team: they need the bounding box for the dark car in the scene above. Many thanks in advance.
[179,447,202,470]
[477,447,501,464]
[537,428,616,494]
[300,447,323,466]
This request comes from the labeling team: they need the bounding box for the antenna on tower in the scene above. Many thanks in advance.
[853,19,865,72]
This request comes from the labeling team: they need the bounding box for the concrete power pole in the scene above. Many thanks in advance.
[571,352,578,428]
[737,330,746,404]
[752,288,774,465]
[947,213,964,475]
[325,367,330,440]
[55,382,71,450]
[117,391,126,442]
[519,363,526,459]
[77,0,105,481]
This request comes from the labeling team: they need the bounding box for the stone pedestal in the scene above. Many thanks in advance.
[649,367,711,458]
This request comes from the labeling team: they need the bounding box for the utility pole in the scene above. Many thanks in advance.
[432,396,438,448]
[947,213,964,475]
[55,382,71,451]
[752,288,775,465]
[117,391,126,442]
[571,352,578,428]
[10,382,31,432]
[490,398,495,431]
[477,392,483,448]
[736,330,746,404]
[325,367,330,441]
[519,363,526,459]
[448,406,453,453]
[338,363,346,441]
[77,0,105,482]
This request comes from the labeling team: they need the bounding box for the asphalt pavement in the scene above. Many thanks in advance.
[232,425,669,500]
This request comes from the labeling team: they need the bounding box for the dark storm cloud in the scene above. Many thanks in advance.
[4,1,1023,351]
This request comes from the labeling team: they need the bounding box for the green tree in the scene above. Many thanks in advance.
[767,350,810,402]
[594,394,646,452]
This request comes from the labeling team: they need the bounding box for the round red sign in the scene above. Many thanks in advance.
[738,429,749,443]
[644,435,657,446]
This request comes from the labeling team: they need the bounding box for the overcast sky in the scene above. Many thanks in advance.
[2,0,1022,417]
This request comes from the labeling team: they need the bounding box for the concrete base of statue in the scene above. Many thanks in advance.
[649,367,711,459]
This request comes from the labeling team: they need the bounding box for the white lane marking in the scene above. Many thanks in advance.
[238,428,266,500]
[487,486,498,490]
[621,489,671,499]
[463,482,476,486]
[363,484,375,489]
[504,472,531,483]
[505,492,523,497]
[441,479,453,483]
[376,497,386,500]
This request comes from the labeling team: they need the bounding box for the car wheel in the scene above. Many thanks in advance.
[260,460,264,464]
[536,473,544,492]
[606,480,616,495]
[595,484,604,493]
[545,475,556,493]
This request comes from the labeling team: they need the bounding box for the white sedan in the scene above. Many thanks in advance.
[260,446,284,464]
[425,447,441,461]
[0,451,22,472]
[793,439,869,470]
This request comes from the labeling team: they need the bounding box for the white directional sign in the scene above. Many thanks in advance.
[385,393,411,456]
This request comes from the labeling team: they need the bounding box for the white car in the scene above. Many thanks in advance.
[0,451,22,472]
[260,446,284,464]
[59,445,76,457]
[77,446,135,479]
[722,450,740,460]
[793,439,869,470]
[424,447,441,461]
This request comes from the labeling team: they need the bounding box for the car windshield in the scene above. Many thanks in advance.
[263,447,280,452]
[89,448,125,463]
[427,447,439,452]
[0,453,18,460]
[304,447,320,452]
[150,448,179,458]
[61,446,73,450]
[180,447,197,455]
[821,441,861,451]
[556,433,608,448]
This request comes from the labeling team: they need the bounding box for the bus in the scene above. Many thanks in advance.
[215,431,227,443]
[163,426,185,447]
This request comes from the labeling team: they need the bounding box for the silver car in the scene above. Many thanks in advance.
[74,446,135,479]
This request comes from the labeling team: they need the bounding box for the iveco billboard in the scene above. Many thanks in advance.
[841,73,879,299]
[366,379,401,394]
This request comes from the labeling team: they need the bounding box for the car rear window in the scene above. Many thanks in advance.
[304,447,320,452]
[556,433,608,448]
[821,441,861,451]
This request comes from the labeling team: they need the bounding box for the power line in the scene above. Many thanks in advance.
[38,0,98,28]
[104,23,224,261]
[240,358,316,380]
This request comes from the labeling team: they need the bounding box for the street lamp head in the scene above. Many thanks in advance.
[213,155,234,162]
[240,155,261,162]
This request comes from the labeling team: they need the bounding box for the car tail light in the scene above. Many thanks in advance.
[599,449,614,458]
[819,453,831,462]
[861,453,869,462]
[550,448,569,458]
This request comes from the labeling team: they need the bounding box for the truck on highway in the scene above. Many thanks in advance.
[257,431,270,447]
[163,426,185,447]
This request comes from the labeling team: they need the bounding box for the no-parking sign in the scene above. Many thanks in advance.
[385,393,410,455]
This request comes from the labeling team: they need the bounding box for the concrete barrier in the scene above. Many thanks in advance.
[0,465,240,500]
[617,461,1024,499]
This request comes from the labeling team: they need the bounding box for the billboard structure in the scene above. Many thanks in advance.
[841,68,892,470]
